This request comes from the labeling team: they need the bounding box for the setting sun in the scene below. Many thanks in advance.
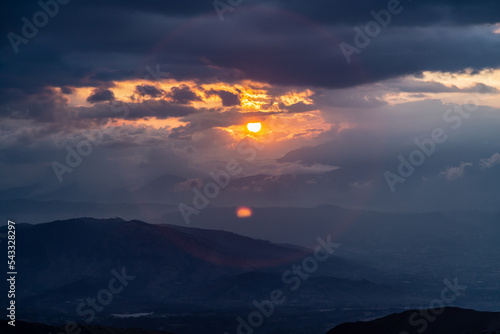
[247,122,262,133]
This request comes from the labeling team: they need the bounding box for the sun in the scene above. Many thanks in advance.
[247,122,262,133]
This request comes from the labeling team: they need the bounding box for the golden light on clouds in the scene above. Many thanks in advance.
[236,206,253,218]
[279,89,314,106]
[61,78,332,147]
[129,118,188,130]
[247,122,262,133]
[419,69,500,88]
[65,78,316,113]
[218,110,330,147]
[382,69,500,108]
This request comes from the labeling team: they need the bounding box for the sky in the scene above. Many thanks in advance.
[1,0,500,212]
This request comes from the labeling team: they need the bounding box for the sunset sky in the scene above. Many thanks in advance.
[2,0,500,212]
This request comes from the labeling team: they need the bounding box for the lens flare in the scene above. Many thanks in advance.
[236,206,253,218]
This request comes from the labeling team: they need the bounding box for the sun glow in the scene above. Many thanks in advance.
[63,79,332,144]
[247,122,262,133]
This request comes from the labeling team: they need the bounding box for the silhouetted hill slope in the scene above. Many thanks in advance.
[0,320,174,334]
[327,307,500,334]
[0,217,398,322]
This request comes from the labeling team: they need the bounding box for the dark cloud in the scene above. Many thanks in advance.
[2,0,500,212]
[280,101,317,113]
[1,92,203,134]
[167,85,202,104]
[2,0,500,105]
[1,87,69,122]
[206,89,241,107]
[135,85,165,98]
[277,100,500,211]
[168,111,248,139]
[75,100,202,120]
[473,83,499,94]
[60,86,74,95]
[87,88,115,104]
[270,0,500,26]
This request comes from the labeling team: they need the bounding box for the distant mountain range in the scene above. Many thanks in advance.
[0,173,334,206]
[0,217,409,329]
[1,217,499,333]
[3,202,500,310]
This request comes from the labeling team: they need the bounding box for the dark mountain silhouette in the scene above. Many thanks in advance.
[0,319,173,334]
[3,308,500,334]
[0,199,179,224]
[0,217,404,327]
[4,203,500,309]
[327,307,500,334]
[162,206,500,296]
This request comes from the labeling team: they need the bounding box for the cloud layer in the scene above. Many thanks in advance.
[1,0,500,212]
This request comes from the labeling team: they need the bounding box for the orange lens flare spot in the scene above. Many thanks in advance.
[247,122,262,133]
[236,206,253,218]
